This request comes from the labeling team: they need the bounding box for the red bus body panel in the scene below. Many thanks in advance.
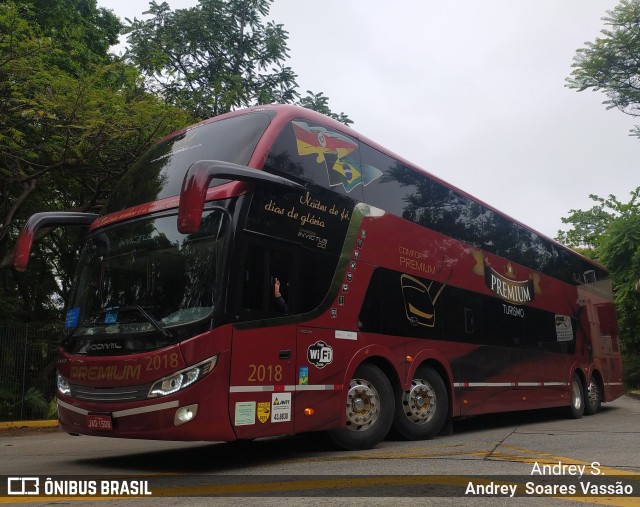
[16,104,619,443]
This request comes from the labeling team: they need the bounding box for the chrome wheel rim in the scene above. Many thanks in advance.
[402,379,437,425]
[345,378,380,432]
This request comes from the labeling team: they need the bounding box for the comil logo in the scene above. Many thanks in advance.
[307,340,333,368]
[8,477,39,495]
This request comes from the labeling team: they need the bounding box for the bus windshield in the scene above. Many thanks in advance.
[63,210,227,354]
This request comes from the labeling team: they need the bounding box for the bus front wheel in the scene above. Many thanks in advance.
[328,363,394,451]
[568,373,585,419]
[393,365,448,440]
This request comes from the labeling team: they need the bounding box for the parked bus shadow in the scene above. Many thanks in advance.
[72,405,621,473]
[447,406,595,435]
[74,432,339,473]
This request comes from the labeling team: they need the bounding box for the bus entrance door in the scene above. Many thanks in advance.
[228,241,298,439]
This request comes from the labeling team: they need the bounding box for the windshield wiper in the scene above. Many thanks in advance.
[118,305,172,338]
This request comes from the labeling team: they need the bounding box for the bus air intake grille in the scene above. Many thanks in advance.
[69,383,150,402]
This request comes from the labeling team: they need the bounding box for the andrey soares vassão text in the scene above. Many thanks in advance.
[465,461,635,498]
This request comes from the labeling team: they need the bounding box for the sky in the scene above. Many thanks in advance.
[99,0,638,240]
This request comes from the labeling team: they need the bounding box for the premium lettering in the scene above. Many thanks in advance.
[70,364,141,381]
[400,256,436,275]
[487,270,534,304]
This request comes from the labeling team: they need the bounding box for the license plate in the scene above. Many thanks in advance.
[87,414,113,431]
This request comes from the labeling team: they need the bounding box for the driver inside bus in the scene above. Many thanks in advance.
[273,277,288,313]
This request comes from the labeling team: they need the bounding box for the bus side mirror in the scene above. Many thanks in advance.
[14,212,98,271]
[177,160,304,234]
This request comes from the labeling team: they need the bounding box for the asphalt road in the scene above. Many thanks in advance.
[1,395,638,506]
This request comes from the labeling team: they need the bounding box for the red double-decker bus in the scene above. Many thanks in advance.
[15,104,623,450]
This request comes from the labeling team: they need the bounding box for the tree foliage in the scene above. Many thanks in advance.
[598,210,640,354]
[556,187,640,354]
[567,0,640,136]
[0,1,190,321]
[556,192,636,250]
[125,0,298,119]
[2,0,352,322]
[124,0,352,124]
[566,0,640,376]
[298,91,353,126]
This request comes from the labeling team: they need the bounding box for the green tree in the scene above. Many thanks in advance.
[556,188,640,356]
[22,0,122,72]
[125,0,298,119]
[555,193,633,251]
[566,0,640,384]
[298,91,353,126]
[566,0,640,137]
[124,0,352,124]
[598,209,640,353]
[0,1,190,321]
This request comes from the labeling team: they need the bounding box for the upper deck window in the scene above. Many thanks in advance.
[106,112,271,212]
[265,120,376,201]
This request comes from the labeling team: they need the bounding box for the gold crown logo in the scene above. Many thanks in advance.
[505,262,516,279]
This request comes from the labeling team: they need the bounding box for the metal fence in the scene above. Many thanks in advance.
[0,321,60,422]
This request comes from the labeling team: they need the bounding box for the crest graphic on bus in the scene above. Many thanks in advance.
[400,274,446,328]
[469,250,541,305]
[257,402,270,424]
[292,121,382,193]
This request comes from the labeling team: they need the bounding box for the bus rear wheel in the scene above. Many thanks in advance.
[328,363,394,451]
[393,366,448,440]
[585,379,602,415]
[568,373,585,419]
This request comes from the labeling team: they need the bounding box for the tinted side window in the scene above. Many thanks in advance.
[359,268,574,354]
[360,144,420,218]
[442,191,484,249]
[442,286,484,342]
[520,229,556,273]
[297,248,339,314]
[264,120,364,201]
[238,242,296,321]
[482,210,514,258]
[266,124,607,288]
[483,298,525,347]
[235,235,339,322]
[523,308,576,354]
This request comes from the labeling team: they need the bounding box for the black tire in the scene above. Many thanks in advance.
[568,373,585,419]
[393,365,448,440]
[584,378,602,415]
[328,363,394,450]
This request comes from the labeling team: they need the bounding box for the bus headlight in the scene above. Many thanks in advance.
[148,355,218,398]
[57,372,71,395]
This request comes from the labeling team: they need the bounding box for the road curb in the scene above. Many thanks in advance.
[0,420,59,430]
